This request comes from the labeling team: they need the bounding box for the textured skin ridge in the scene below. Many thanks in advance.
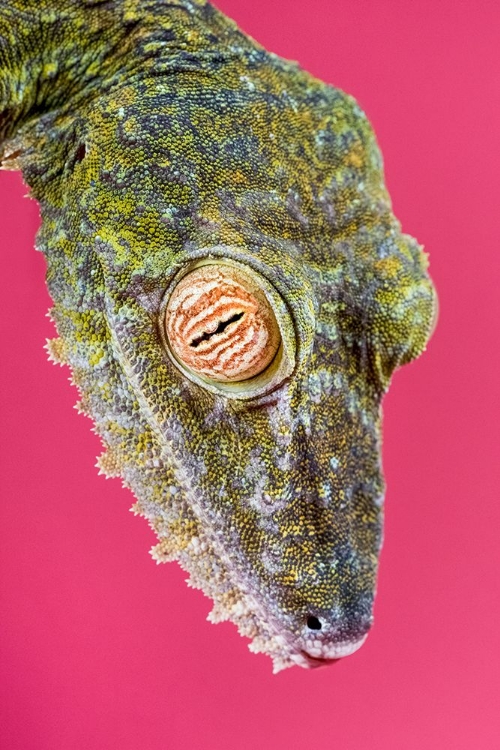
[0,0,436,670]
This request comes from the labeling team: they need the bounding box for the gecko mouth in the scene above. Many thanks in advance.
[296,633,369,668]
[299,652,341,669]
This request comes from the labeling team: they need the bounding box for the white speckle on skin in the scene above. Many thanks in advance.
[321,482,332,503]
[308,367,335,403]
[239,74,256,91]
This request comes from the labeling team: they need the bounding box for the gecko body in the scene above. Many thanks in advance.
[0,0,436,670]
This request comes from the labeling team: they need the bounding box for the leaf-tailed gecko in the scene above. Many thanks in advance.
[0,0,436,671]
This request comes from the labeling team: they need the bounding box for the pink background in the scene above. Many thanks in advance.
[1,1,499,748]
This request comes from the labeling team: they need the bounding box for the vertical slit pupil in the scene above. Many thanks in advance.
[190,311,244,348]
[307,616,322,630]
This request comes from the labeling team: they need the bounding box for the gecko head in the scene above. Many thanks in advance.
[2,0,437,672]
[63,67,436,670]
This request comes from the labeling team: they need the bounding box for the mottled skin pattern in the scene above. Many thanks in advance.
[0,0,436,670]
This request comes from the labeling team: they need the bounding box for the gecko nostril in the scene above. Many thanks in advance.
[307,615,322,631]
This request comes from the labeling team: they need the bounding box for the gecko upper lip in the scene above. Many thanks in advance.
[298,632,369,666]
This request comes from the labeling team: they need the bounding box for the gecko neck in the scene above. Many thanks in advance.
[0,0,220,146]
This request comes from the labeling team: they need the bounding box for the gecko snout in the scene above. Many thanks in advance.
[295,606,373,666]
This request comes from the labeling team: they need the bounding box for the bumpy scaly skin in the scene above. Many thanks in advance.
[0,0,436,670]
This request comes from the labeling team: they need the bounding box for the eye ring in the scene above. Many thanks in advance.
[159,258,296,400]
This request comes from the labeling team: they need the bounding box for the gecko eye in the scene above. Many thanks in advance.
[164,264,282,384]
